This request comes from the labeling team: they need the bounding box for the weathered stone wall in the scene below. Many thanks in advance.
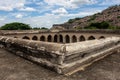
[0,36,120,75]
[1,30,120,44]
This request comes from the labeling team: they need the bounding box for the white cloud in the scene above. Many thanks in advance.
[30,9,101,27]
[15,14,23,18]
[0,16,6,21]
[0,0,25,11]
[44,0,97,9]
[19,7,36,11]
[0,0,117,29]
[100,0,120,6]
[0,8,101,28]
[52,8,68,15]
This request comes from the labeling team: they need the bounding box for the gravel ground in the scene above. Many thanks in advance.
[0,48,120,80]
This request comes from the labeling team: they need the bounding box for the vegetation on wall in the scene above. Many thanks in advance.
[32,27,48,30]
[68,17,81,23]
[88,14,97,22]
[84,21,119,29]
[117,16,120,18]
[0,22,31,30]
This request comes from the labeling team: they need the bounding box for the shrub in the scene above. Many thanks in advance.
[0,22,31,30]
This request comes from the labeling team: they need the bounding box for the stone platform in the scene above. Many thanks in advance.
[0,36,120,75]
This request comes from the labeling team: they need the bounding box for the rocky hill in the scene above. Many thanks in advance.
[51,5,120,30]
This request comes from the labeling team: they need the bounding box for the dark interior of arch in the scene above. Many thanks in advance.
[65,35,70,43]
[59,35,63,43]
[72,35,77,43]
[99,36,105,39]
[40,36,45,41]
[22,36,30,40]
[79,36,85,41]
[47,35,52,42]
[32,36,38,40]
[88,36,95,40]
[54,35,58,42]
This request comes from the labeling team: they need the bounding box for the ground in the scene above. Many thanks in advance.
[0,48,120,80]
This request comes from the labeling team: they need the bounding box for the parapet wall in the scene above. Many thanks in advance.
[0,30,120,35]
[0,36,120,75]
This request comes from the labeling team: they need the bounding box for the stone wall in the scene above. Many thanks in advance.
[0,36,120,75]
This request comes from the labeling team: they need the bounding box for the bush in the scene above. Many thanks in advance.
[41,27,48,30]
[117,16,120,18]
[68,19,74,23]
[85,21,110,29]
[32,27,41,30]
[0,22,31,30]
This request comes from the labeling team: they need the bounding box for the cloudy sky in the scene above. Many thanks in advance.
[0,0,120,28]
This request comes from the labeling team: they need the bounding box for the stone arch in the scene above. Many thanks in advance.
[32,36,38,40]
[47,35,52,42]
[88,36,95,40]
[72,35,77,43]
[54,35,58,42]
[79,35,85,41]
[65,35,70,43]
[40,36,45,41]
[22,36,30,40]
[14,36,18,38]
[99,36,105,39]
[59,35,63,43]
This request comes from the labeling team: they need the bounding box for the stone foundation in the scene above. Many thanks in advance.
[0,36,120,75]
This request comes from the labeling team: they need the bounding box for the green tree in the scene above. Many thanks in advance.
[0,22,31,30]
[85,21,110,29]
[41,27,48,30]
[68,19,74,23]
[32,27,41,30]
[99,21,109,29]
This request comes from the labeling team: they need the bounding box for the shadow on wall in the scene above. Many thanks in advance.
[21,35,105,43]
[88,36,95,40]
[22,36,30,40]
[32,36,38,40]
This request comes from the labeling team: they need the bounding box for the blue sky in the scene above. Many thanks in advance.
[0,0,120,28]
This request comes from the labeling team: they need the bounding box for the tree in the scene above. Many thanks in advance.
[0,22,31,30]
[68,19,74,23]
[32,27,41,30]
[41,27,48,30]
[100,21,109,29]
[85,21,110,29]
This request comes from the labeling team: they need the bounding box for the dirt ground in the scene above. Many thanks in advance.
[0,48,120,80]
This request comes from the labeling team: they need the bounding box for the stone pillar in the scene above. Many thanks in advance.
[58,35,60,43]
[70,36,72,43]
[77,38,79,42]
[63,36,66,43]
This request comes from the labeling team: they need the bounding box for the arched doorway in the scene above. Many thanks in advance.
[40,36,45,41]
[99,36,105,39]
[65,35,70,43]
[79,35,85,41]
[54,35,58,42]
[14,36,18,38]
[59,35,63,43]
[32,36,38,40]
[47,35,52,42]
[88,36,95,40]
[72,35,77,43]
[22,36,30,40]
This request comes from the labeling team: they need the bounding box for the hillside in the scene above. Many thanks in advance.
[51,5,120,30]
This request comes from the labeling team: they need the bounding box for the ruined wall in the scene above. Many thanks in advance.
[0,36,120,75]
[1,30,120,43]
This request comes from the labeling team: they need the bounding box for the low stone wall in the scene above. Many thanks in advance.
[60,29,120,34]
[0,36,120,75]
[0,30,120,36]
